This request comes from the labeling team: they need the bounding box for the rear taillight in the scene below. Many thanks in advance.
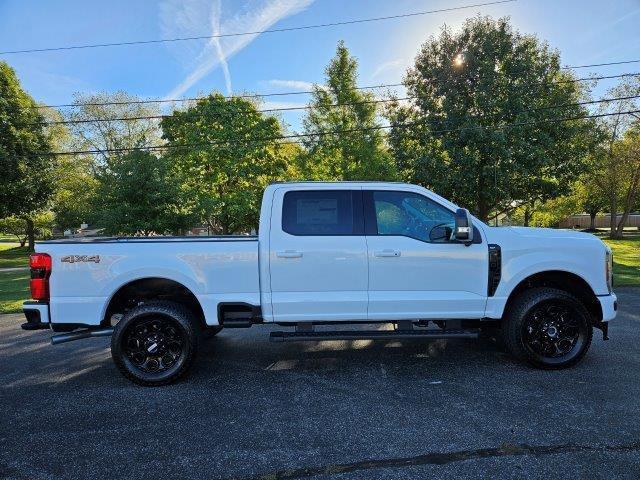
[30,253,52,301]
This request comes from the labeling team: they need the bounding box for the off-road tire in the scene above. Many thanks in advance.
[502,287,593,369]
[111,301,200,386]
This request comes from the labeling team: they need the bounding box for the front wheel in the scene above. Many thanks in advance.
[111,301,200,386]
[503,288,593,369]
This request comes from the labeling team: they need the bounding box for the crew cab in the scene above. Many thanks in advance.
[22,182,617,385]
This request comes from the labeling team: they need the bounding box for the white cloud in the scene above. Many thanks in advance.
[371,58,405,79]
[160,0,315,100]
[267,79,316,90]
[210,0,232,94]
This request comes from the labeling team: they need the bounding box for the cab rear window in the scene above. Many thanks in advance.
[282,190,355,235]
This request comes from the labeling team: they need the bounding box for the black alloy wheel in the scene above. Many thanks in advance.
[111,301,199,386]
[122,315,185,373]
[503,288,593,369]
[521,300,589,364]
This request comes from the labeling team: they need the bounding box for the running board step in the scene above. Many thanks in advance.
[269,329,479,342]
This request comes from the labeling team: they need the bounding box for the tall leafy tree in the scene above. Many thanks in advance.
[591,76,640,238]
[38,106,98,231]
[67,91,162,163]
[387,16,594,221]
[51,154,98,231]
[161,94,294,234]
[301,41,396,180]
[0,61,55,250]
[92,150,195,235]
[54,93,163,233]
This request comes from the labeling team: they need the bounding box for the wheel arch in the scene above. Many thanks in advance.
[102,277,207,329]
[503,270,602,323]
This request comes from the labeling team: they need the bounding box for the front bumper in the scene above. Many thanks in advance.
[21,301,50,330]
[598,293,617,322]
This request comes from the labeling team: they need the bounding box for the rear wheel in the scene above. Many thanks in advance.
[111,301,200,386]
[503,288,593,369]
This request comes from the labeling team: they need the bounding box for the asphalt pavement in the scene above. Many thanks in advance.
[1,288,639,479]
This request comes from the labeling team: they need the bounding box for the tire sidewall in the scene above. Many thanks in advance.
[111,302,199,386]
[504,288,593,369]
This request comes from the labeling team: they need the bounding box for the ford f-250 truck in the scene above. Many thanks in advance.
[21,182,617,385]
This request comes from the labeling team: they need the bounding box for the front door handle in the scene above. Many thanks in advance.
[374,249,401,257]
[276,250,303,258]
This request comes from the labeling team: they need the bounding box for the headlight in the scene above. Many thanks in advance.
[605,249,613,293]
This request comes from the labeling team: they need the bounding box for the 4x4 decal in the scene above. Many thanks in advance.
[61,255,100,264]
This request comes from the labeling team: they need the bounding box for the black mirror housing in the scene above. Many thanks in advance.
[454,208,474,243]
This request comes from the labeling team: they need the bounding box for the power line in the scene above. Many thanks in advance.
[0,0,516,55]
[31,70,640,113]
[566,59,640,69]
[41,108,640,156]
[26,92,640,128]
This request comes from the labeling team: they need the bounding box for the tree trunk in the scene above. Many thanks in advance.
[614,166,640,238]
[523,203,533,227]
[476,201,489,223]
[25,217,35,252]
[589,212,596,230]
[609,195,619,239]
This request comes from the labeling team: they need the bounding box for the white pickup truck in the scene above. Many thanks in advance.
[22,182,617,385]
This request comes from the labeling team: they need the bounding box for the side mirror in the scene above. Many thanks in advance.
[454,208,474,244]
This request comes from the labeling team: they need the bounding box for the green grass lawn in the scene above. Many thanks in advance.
[0,235,22,242]
[0,243,30,269]
[602,236,640,287]
[0,244,31,314]
[0,270,30,314]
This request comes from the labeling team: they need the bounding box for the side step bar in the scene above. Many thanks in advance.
[270,329,479,342]
[51,327,114,345]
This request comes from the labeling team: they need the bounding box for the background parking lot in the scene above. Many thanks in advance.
[1,289,639,480]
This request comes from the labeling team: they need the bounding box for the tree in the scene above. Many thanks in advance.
[0,212,53,246]
[0,61,55,250]
[591,77,640,238]
[92,150,194,235]
[52,155,98,231]
[300,41,396,181]
[0,217,28,246]
[611,124,640,237]
[573,175,608,231]
[387,16,594,221]
[161,94,294,234]
[37,106,98,231]
[66,92,162,163]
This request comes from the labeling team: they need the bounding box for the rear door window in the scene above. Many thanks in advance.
[282,190,360,235]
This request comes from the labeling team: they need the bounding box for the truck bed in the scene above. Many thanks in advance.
[37,236,260,327]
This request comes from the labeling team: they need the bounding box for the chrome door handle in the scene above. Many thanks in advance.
[374,249,401,257]
[276,250,303,258]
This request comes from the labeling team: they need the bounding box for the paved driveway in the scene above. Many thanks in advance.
[1,289,639,479]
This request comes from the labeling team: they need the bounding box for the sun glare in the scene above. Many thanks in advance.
[453,53,465,67]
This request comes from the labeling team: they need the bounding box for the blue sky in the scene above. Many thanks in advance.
[1,0,639,130]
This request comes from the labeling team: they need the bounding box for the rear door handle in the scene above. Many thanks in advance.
[374,249,401,257]
[276,250,303,258]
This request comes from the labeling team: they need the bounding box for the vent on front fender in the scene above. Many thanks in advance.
[488,244,501,297]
